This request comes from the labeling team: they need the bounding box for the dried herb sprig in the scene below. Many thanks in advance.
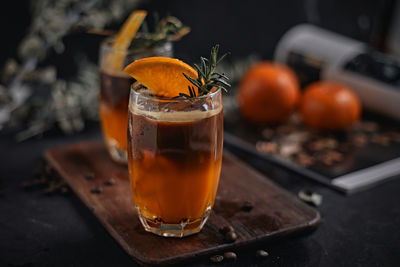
[181,44,230,98]
[131,14,190,49]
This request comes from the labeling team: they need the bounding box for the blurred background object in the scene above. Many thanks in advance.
[0,0,398,140]
[274,24,400,120]
[0,0,143,139]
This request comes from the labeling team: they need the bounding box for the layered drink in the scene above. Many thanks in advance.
[127,86,223,236]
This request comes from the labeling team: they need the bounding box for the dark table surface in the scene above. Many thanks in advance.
[1,124,400,267]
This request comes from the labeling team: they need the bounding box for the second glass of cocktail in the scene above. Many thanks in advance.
[98,10,189,163]
[99,39,172,163]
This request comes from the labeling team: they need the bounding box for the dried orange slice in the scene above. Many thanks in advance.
[105,10,147,71]
[124,57,198,98]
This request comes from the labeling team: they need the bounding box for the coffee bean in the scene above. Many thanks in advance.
[241,201,253,212]
[225,231,237,243]
[297,153,314,167]
[371,134,390,146]
[256,249,269,258]
[320,151,343,166]
[223,252,237,261]
[219,225,234,235]
[360,121,378,132]
[352,133,367,147]
[210,255,224,263]
[262,128,275,139]
[256,141,278,154]
[90,187,102,194]
[104,178,115,186]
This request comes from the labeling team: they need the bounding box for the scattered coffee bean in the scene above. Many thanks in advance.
[224,230,237,243]
[352,133,368,147]
[360,121,378,132]
[241,201,253,212]
[325,138,338,149]
[308,140,325,151]
[279,143,299,157]
[254,116,399,169]
[262,128,275,139]
[256,249,269,258]
[84,173,94,180]
[277,125,295,135]
[256,141,278,154]
[90,187,102,194]
[318,150,343,166]
[308,138,338,151]
[371,134,390,146]
[104,178,116,186]
[297,153,314,167]
[22,162,69,196]
[209,255,224,263]
[219,225,234,235]
[219,225,238,243]
[223,252,237,261]
[42,180,62,195]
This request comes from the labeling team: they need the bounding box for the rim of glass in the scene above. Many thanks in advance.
[101,36,172,54]
[130,82,221,102]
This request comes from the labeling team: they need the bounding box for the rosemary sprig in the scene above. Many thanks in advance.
[182,44,230,98]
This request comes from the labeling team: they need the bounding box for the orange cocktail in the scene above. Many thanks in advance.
[128,85,223,236]
[124,52,228,237]
[99,39,172,163]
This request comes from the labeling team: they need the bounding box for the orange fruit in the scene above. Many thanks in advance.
[237,62,300,124]
[105,10,147,71]
[299,81,361,131]
[124,57,198,98]
[113,10,147,51]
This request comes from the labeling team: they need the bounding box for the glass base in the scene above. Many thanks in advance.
[137,206,211,237]
[105,139,127,164]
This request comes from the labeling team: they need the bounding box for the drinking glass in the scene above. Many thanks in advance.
[99,38,173,163]
[127,83,223,237]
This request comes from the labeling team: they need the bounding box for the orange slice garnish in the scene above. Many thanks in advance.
[124,57,198,98]
[104,10,147,71]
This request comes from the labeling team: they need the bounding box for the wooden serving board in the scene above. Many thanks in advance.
[45,142,320,266]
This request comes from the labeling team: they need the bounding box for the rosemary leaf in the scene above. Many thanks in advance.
[182,73,202,88]
[183,45,230,98]
[193,63,206,79]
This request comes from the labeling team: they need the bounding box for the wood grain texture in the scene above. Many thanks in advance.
[45,142,320,266]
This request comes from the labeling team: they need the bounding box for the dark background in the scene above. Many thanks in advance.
[0,0,397,73]
[1,1,400,267]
